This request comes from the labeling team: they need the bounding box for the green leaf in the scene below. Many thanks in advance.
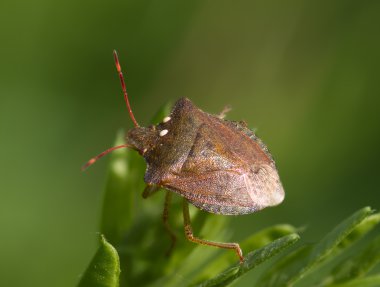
[259,207,375,286]
[337,213,380,249]
[194,233,300,287]
[325,234,380,285]
[327,274,380,287]
[100,129,144,246]
[77,235,120,287]
[308,207,373,265]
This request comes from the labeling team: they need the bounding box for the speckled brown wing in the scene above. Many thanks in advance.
[162,118,285,215]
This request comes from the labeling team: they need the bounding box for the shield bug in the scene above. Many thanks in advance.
[83,51,285,263]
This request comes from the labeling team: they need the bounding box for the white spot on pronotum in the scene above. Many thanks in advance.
[160,129,168,136]
[143,148,147,153]
[163,116,171,123]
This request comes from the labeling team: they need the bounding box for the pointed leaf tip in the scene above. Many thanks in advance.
[77,235,120,287]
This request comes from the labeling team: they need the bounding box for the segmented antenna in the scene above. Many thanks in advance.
[81,144,131,171]
[113,50,139,127]
[82,51,138,171]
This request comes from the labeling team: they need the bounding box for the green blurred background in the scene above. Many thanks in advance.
[1,0,379,286]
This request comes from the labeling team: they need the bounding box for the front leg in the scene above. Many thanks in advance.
[142,185,177,256]
[182,199,244,263]
[142,184,160,199]
[163,191,177,256]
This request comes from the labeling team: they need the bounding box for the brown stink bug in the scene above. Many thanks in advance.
[83,51,285,263]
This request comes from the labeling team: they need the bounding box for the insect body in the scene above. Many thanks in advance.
[84,51,285,262]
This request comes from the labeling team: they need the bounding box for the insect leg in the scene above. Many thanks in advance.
[163,191,177,256]
[142,184,160,198]
[182,199,244,263]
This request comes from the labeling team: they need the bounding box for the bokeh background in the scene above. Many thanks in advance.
[1,0,380,286]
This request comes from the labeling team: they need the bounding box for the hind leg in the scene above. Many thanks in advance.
[182,199,244,263]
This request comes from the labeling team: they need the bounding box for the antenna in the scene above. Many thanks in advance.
[113,50,139,127]
[81,144,131,171]
[82,51,138,171]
